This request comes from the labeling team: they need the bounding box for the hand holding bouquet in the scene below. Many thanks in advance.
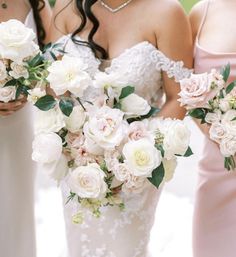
[179,64,236,170]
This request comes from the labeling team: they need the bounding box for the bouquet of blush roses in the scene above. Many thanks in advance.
[0,19,54,103]
[179,64,236,171]
[32,54,192,223]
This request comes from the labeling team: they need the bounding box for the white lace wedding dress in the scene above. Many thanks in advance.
[0,11,37,257]
[58,35,190,257]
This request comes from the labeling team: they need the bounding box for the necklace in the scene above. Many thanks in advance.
[1,0,7,9]
[99,0,134,13]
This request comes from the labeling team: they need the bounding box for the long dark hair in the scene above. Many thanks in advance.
[72,0,108,59]
[29,0,46,48]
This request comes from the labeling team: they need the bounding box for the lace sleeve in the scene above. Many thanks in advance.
[150,50,192,82]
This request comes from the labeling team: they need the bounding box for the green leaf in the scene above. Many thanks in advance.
[28,52,43,67]
[224,156,236,171]
[188,108,207,121]
[226,81,236,94]
[221,63,230,82]
[114,102,121,109]
[155,144,165,158]
[49,51,57,61]
[231,117,236,121]
[183,146,193,157]
[4,79,17,87]
[59,98,74,117]
[35,95,57,111]
[126,106,160,123]
[148,163,165,189]
[15,85,23,99]
[119,86,135,99]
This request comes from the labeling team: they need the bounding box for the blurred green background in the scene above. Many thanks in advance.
[48,0,199,12]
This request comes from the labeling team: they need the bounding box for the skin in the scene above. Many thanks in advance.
[190,0,236,135]
[49,0,193,120]
[0,0,51,117]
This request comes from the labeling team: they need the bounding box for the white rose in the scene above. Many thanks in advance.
[209,122,226,144]
[27,87,46,104]
[221,110,236,136]
[41,154,68,183]
[94,72,126,99]
[122,138,162,177]
[34,107,65,134]
[47,55,91,96]
[0,86,16,102]
[0,19,39,63]
[120,93,151,117]
[9,62,29,79]
[32,133,62,163]
[67,163,107,199]
[205,110,222,124]
[83,105,127,150]
[162,158,177,182]
[220,136,236,157]
[64,105,86,133]
[162,119,191,160]
[0,61,7,80]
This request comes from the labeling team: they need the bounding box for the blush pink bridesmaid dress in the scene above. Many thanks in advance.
[193,1,236,257]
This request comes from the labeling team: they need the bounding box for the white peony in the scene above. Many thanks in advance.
[205,110,222,124]
[162,119,191,160]
[122,138,162,177]
[220,136,236,157]
[34,107,65,134]
[83,105,127,150]
[162,158,177,182]
[120,93,151,117]
[0,86,16,102]
[221,110,236,136]
[67,163,107,199]
[9,62,29,79]
[94,72,126,99]
[32,133,62,163]
[47,55,91,96]
[0,61,7,80]
[0,19,39,63]
[27,87,46,104]
[64,105,86,133]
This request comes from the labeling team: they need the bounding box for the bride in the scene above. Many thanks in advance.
[49,0,192,256]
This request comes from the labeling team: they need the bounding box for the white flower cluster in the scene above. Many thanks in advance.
[32,53,192,221]
[0,19,40,103]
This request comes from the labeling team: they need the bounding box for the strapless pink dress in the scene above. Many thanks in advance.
[193,1,236,257]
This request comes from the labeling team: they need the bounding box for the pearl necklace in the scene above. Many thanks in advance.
[99,0,134,13]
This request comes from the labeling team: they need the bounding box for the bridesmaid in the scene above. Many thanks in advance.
[0,1,51,257]
[190,1,236,256]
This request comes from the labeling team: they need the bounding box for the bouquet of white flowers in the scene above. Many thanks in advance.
[0,19,54,103]
[179,64,236,170]
[32,54,192,223]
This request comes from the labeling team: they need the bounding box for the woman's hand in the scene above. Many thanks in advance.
[0,96,27,117]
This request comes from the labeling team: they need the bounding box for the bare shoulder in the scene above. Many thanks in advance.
[189,0,208,38]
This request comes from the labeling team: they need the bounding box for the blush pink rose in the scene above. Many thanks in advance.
[179,71,224,109]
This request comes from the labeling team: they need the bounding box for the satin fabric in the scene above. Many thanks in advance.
[193,1,236,257]
[0,11,37,257]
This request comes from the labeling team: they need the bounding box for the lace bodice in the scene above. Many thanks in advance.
[58,34,191,257]
[58,35,191,107]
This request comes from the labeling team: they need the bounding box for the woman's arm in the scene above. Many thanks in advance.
[155,0,193,120]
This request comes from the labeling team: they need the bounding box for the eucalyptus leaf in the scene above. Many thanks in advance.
[35,95,57,111]
[221,63,230,82]
[59,98,74,117]
[119,86,135,99]
[4,79,17,87]
[226,81,236,94]
[148,163,165,189]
